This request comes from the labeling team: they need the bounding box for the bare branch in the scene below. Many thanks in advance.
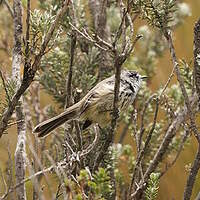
[3,0,14,18]
[89,0,111,79]
[144,94,197,182]
[193,18,200,108]
[164,30,200,141]
[65,36,76,107]
[159,65,176,98]
[160,128,190,177]
[129,97,159,197]
[183,17,200,200]
[183,145,200,200]
[138,94,157,151]
[92,55,122,172]
[80,125,100,157]
[0,69,11,103]
[129,94,197,198]
[69,22,109,51]
[11,1,27,199]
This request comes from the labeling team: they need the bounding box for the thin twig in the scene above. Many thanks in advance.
[159,65,176,98]
[142,98,159,155]
[80,125,100,157]
[138,94,157,151]
[69,22,108,51]
[130,94,197,198]
[183,18,200,200]
[142,95,197,191]
[129,97,159,197]
[0,69,11,103]
[118,108,136,144]
[3,0,14,18]
[183,145,200,200]
[160,128,190,177]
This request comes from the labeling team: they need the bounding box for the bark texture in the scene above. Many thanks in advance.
[12,0,27,199]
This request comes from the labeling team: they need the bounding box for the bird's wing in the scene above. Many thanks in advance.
[80,80,114,115]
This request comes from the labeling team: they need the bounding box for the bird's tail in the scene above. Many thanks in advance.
[33,103,80,138]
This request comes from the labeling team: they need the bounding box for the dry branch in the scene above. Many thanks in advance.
[3,0,14,18]
[193,18,200,107]
[164,30,200,141]
[183,17,200,200]
[12,1,27,199]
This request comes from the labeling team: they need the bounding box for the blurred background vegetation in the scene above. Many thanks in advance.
[0,0,199,199]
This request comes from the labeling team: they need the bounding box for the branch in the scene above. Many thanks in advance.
[183,17,200,200]
[0,0,71,137]
[129,93,197,198]
[138,94,157,151]
[164,30,200,141]
[193,18,200,108]
[129,97,159,197]
[160,127,190,177]
[0,165,54,200]
[69,22,109,51]
[3,0,14,18]
[92,54,122,172]
[11,1,27,199]
[65,24,76,107]
[183,145,200,200]
[0,69,11,103]
[0,126,101,199]
[91,1,142,170]
[144,95,197,179]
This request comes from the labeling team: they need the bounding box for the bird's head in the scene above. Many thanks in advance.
[122,70,147,85]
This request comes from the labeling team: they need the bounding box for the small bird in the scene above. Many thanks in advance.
[33,70,146,138]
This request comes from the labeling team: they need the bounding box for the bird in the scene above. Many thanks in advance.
[33,70,147,138]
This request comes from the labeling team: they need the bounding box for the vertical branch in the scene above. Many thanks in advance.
[64,0,80,168]
[32,83,41,200]
[183,145,200,200]
[193,18,200,108]
[93,54,122,171]
[65,0,77,108]
[65,34,76,108]
[12,0,27,200]
[164,30,200,141]
[183,18,200,200]
[3,0,14,18]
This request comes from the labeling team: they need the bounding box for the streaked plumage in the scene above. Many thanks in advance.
[33,70,145,137]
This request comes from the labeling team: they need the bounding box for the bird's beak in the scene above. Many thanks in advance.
[141,76,148,80]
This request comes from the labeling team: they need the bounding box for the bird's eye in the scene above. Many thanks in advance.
[129,72,137,78]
